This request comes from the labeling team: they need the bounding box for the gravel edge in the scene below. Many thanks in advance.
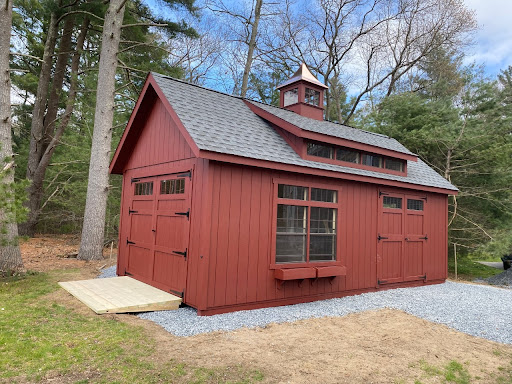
[97,266,512,344]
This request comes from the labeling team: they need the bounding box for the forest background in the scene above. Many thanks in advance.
[1,0,511,269]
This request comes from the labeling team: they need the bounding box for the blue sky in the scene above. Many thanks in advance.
[146,0,510,79]
[463,0,512,76]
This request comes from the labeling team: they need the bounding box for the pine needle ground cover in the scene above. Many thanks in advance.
[0,270,263,384]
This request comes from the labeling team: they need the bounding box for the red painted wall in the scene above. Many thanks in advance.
[124,97,194,170]
[195,162,448,315]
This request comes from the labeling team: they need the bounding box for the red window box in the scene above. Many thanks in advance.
[316,266,346,278]
[274,267,316,281]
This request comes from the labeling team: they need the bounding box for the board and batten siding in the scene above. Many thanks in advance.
[124,97,194,170]
[198,161,448,314]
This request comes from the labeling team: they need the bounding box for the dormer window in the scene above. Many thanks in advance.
[362,154,383,168]
[283,88,298,106]
[305,140,406,175]
[385,158,404,172]
[307,142,333,159]
[336,148,359,163]
[305,87,320,106]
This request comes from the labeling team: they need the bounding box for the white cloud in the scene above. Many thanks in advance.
[464,0,512,73]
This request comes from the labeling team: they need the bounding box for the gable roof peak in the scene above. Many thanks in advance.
[277,63,328,90]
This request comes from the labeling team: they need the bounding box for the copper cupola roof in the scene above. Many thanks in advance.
[277,63,328,89]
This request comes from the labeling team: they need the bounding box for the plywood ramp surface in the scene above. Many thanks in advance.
[59,276,182,314]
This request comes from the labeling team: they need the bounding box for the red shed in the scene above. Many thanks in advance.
[110,64,458,315]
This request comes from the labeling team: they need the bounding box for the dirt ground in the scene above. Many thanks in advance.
[24,235,512,383]
[20,235,117,273]
[142,310,511,384]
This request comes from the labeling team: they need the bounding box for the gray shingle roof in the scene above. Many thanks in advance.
[151,73,457,192]
[248,100,414,155]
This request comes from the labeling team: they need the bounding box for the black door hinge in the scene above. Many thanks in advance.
[172,248,187,260]
[128,208,138,215]
[420,234,428,241]
[379,191,389,198]
[175,209,190,219]
[126,239,135,245]
[170,289,184,297]
[378,279,387,284]
[420,273,427,280]
[125,271,133,276]
[177,171,191,179]
[377,234,388,242]
[421,196,428,201]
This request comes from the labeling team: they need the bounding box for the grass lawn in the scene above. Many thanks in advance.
[448,256,504,280]
[0,269,264,384]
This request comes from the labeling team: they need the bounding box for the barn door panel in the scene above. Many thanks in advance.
[377,193,404,285]
[152,174,191,296]
[404,196,426,281]
[126,179,156,280]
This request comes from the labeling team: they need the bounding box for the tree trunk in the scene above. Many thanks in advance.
[240,0,263,98]
[21,16,86,236]
[20,10,59,236]
[0,0,24,272]
[44,16,74,140]
[78,0,126,261]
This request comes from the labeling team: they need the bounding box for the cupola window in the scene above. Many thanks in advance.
[283,88,298,106]
[305,87,320,106]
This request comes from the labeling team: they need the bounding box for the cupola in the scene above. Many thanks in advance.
[277,63,328,121]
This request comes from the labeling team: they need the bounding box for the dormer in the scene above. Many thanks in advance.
[277,63,328,121]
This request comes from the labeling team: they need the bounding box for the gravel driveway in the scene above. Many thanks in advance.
[99,266,512,344]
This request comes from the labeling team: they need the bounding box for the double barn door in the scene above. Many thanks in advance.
[377,191,427,285]
[125,172,191,297]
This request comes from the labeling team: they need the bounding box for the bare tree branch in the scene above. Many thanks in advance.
[9,52,43,63]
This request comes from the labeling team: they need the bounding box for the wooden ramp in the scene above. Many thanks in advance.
[59,276,182,314]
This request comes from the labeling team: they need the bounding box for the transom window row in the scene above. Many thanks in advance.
[134,179,186,196]
[276,184,338,264]
[307,142,405,172]
[383,196,424,211]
